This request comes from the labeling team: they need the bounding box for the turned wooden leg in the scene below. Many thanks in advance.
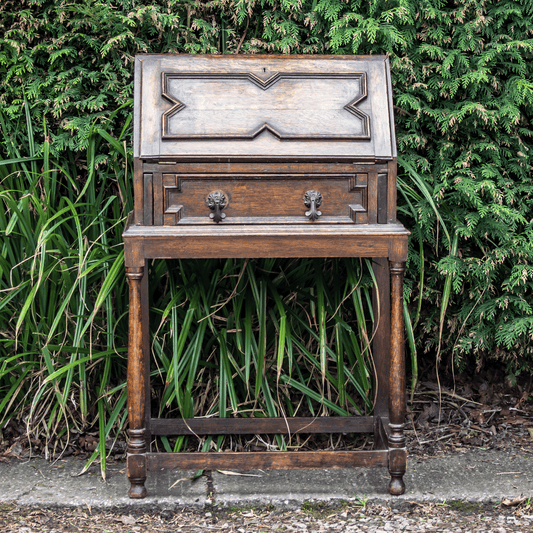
[126,266,148,499]
[388,261,407,495]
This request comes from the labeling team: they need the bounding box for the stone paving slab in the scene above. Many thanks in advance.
[0,458,207,509]
[404,450,533,504]
[213,450,533,507]
[0,449,531,509]
[212,467,386,507]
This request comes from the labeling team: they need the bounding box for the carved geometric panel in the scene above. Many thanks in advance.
[349,174,369,224]
[163,174,182,225]
[161,72,370,141]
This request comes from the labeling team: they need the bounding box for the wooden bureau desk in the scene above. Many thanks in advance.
[123,55,409,498]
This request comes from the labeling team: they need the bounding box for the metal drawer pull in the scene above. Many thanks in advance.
[207,192,227,223]
[304,190,322,221]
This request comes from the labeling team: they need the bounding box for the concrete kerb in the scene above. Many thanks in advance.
[0,449,531,510]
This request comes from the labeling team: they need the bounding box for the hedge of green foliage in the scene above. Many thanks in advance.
[1,0,533,464]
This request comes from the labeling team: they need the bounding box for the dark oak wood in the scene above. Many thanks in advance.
[377,173,388,224]
[143,174,153,226]
[124,54,409,499]
[388,261,407,495]
[133,160,144,226]
[135,55,396,159]
[141,260,151,446]
[124,224,408,264]
[143,162,389,173]
[387,161,397,224]
[372,258,391,419]
[157,173,368,226]
[150,416,374,436]
[138,162,392,227]
[126,266,147,499]
[147,451,389,471]
[373,416,390,451]
[161,72,370,141]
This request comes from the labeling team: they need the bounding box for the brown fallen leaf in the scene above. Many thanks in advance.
[471,409,485,424]
[121,515,136,526]
[503,417,530,426]
[501,496,527,507]
[169,475,196,489]
[470,424,492,435]
[6,441,23,457]
[528,428,533,440]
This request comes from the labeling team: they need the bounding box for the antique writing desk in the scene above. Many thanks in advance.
[123,55,409,498]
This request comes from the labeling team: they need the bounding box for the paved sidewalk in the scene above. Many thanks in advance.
[0,449,532,510]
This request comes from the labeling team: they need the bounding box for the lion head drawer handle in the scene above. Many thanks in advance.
[304,190,323,221]
[207,191,227,223]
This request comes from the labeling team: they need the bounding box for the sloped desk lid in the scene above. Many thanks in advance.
[134,55,396,160]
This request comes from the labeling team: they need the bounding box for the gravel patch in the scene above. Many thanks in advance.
[2,501,533,532]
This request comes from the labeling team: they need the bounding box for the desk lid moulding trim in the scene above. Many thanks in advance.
[161,71,370,141]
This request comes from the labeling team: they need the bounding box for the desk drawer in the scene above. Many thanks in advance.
[143,169,389,226]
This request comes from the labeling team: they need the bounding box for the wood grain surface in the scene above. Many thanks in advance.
[150,416,375,436]
[135,55,394,158]
[147,450,389,471]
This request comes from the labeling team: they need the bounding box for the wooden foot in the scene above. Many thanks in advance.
[128,479,148,499]
[389,475,406,496]
[387,424,406,495]
[127,429,147,498]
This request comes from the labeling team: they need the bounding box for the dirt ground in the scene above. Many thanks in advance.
[1,499,533,532]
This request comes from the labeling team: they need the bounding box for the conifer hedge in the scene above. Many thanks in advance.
[1,0,533,451]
